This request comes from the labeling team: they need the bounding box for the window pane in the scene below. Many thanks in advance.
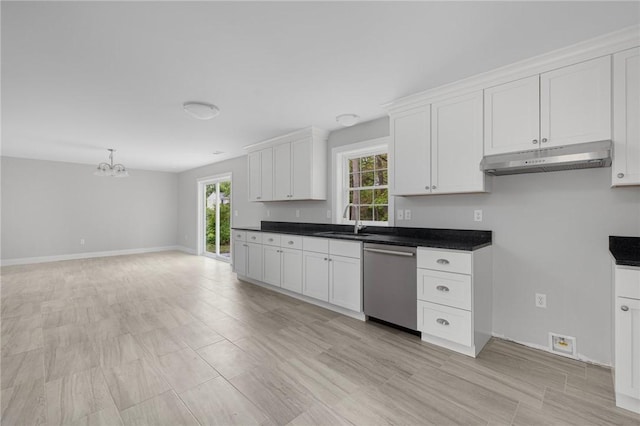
[349,158,360,174]
[374,205,388,222]
[349,190,360,204]
[373,170,388,186]
[349,172,361,188]
[375,154,387,171]
[360,156,374,171]
[361,171,374,187]
[359,206,374,221]
[374,188,388,205]
[359,189,373,204]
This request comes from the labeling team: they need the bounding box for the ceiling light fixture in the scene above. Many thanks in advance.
[94,149,129,177]
[183,102,220,120]
[336,114,360,127]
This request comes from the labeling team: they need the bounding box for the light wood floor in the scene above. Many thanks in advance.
[1,252,639,426]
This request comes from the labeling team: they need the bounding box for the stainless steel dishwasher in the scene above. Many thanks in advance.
[363,243,417,331]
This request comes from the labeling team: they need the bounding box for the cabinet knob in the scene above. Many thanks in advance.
[243,244,248,247]
[621,305,629,312]
[436,258,450,265]
[256,196,261,200]
[532,139,538,144]
[425,186,429,190]
[432,185,437,190]
[323,257,328,261]
[617,173,625,179]
[436,285,450,292]
[541,138,548,143]
[288,241,294,245]
[268,238,273,242]
[251,236,256,240]
[436,318,450,326]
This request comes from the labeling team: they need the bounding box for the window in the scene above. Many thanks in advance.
[339,146,389,225]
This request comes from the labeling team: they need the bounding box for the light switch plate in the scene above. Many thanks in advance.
[326,210,331,219]
[396,210,404,220]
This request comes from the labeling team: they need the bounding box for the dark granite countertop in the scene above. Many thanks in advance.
[232,221,492,251]
[610,236,640,267]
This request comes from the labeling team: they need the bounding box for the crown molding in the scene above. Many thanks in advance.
[243,126,329,151]
[383,24,640,113]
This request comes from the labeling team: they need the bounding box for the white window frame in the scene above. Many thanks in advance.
[332,137,393,227]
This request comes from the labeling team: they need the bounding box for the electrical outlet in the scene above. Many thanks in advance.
[396,209,404,220]
[326,210,331,219]
[234,210,238,217]
[535,293,547,308]
[266,210,271,217]
[80,238,85,246]
[474,209,483,222]
[404,209,412,220]
[295,209,300,218]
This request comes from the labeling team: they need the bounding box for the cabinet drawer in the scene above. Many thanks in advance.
[303,237,329,254]
[262,233,281,247]
[616,267,640,299]
[247,232,262,244]
[418,269,471,310]
[418,300,472,346]
[417,248,471,274]
[281,235,303,250]
[233,231,246,242]
[329,240,361,259]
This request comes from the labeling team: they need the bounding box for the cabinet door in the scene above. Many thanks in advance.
[328,255,362,312]
[484,75,540,155]
[233,243,247,276]
[613,48,640,186]
[260,148,274,201]
[302,251,329,301]
[390,106,431,195]
[541,56,611,148]
[281,248,303,294]
[246,242,263,281]
[262,245,281,287]
[291,138,312,199]
[273,143,292,200]
[432,91,485,194]
[615,297,640,400]
[248,152,262,202]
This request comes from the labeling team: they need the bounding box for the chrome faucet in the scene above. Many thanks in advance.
[342,203,366,235]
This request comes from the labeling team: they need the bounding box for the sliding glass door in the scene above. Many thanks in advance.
[203,177,231,260]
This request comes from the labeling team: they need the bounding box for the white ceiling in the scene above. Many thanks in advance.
[2,1,639,172]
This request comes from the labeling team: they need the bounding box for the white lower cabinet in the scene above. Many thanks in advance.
[303,251,330,301]
[281,248,303,293]
[246,242,263,281]
[417,246,492,357]
[329,255,362,312]
[614,266,640,414]
[233,242,247,276]
[262,245,282,287]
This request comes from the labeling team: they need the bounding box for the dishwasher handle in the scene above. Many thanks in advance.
[363,247,415,257]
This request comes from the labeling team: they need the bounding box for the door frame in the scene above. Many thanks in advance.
[196,173,233,261]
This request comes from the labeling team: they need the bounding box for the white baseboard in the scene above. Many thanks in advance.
[491,332,610,367]
[1,246,184,267]
[176,245,197,255]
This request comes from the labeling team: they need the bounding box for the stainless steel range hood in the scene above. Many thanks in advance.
[480,140,612,176]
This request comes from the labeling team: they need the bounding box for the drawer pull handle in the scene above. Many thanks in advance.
[251,236,256,240]
[288,241,294,245]
[243,244,248,247]
[436,285,450,292]
[621,305,629,312]
[268,238,273,242]
[436,259,450,265]
[436,318,450,326]
[237,234,241,238]
[323,258,328,261]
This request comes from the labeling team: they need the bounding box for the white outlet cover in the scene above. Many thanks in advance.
[326,210,331,219]
[396,209,404,220]
[234,210,238,217]
[535,293,547,308]
[266,210,271,217]
[474,209,483,222]
[295,209,300,218]
[404,209,412,220]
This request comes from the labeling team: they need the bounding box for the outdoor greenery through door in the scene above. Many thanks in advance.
[205,179,231,259]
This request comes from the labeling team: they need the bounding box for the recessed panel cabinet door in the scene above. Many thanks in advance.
[303,251,329,302]
[329,255,362,312]
[281,248,303,294]
[540,56,611,148]
[615,297,640,400]
[262,246,281,287]
[260,148,274,201]
[432,90,485,194]
[613,48,640,186]
[291,138,313,199]
[248,152,262,201]
[484,75,540,155]
[233,243,247,276]
[391,106,431,195]
[273,143,292,200]
[246,242,263,281]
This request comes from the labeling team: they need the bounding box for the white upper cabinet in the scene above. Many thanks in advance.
[540,56,612,148]
[432,90,486,194]
[484,75,540,155]
[248,148,273,202]
[390,106,431,196]
[246,127,327,201]
[613,47,640,186]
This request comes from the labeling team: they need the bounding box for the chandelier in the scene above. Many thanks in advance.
[94,149,129,177]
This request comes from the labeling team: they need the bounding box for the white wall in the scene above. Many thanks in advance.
[266,117,640,365]
[177,156,263,252]
[1,156,179,262]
